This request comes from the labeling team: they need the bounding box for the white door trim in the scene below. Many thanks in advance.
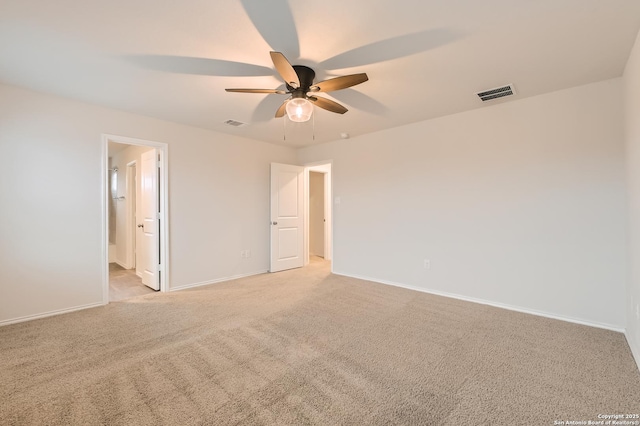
[304,161,333,270]
[101,134,170,304]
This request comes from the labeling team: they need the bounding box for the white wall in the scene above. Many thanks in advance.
[624,29,640,367]
[0,83,295,324]
[0,74,632,335]
[298,78,627,329]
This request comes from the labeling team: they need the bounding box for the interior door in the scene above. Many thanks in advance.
[139,148,159,290]
[270,163,304,272]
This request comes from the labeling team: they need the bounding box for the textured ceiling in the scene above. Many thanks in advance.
[1,0,640,147]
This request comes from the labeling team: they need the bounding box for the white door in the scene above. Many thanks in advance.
[139,149,159,290]
[271,163,304,272]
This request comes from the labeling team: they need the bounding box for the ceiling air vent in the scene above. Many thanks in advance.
[477,84,515,102]
[223,119,247,127]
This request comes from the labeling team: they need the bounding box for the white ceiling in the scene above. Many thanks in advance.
[2,0,640,147]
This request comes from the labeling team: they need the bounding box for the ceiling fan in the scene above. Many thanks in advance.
[225,51,368,122]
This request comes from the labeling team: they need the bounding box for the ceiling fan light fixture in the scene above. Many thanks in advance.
[286,98,313,122]
[226,52,368,122]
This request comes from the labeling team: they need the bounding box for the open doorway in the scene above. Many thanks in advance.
[305,162,332,269]
[269,161,332,272]
[102,134,169,303]
[309,171,326,257]
[108,155,150,301]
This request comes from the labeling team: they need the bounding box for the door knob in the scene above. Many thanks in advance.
[137,224,144,228]
[271,221,278,225]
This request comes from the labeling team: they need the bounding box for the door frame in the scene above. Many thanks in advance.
[101,134,170,303]
[304,161,333,267]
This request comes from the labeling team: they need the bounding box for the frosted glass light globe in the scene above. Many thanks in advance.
[286,98,313,122]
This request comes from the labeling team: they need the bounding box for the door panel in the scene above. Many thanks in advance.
[278,227,299,259]
[139,149,159,290]
[278,171,300,216]
[271,163,304,272]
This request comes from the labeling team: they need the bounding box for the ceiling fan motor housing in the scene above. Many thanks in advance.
[287,65,316,96]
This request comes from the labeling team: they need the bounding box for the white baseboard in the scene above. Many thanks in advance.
[170,270,269,292]
[333,270,625,333]
[625,331,640,372]
[114,259,131,270]
[0,302,106,327]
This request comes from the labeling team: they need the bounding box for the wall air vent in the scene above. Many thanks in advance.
[223,119,247,127]
[477,84,516,102]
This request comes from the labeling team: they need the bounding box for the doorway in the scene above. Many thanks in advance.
[269,161,332,272]
[305,162,332,268]
[309,171,326,258]
[102,134,169,303]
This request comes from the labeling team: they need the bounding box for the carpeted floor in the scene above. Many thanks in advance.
[109,263,156,302]
[1,257,639,425]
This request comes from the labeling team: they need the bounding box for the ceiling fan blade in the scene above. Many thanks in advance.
[309,73,368,93]
[225,88,287,94]
[275,99,290,118]
[308,96,348,114]
[270,51,300,88]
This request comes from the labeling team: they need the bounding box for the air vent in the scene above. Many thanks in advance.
[223,119,247,127]
[477,84,515,102]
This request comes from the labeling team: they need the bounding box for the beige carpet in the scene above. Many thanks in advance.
[109,263,156,302]
[1,258,639,425]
